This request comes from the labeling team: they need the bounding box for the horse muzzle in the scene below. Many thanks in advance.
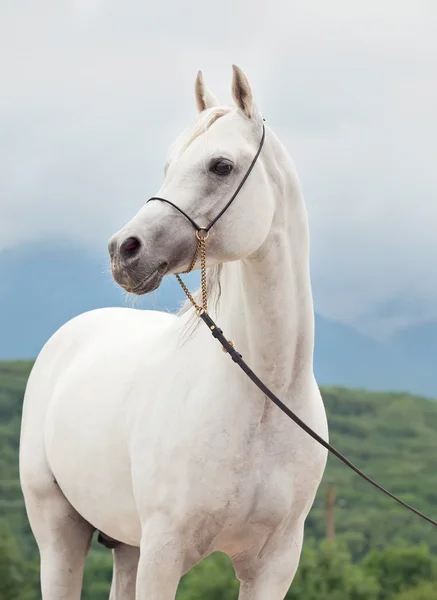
[108,234,169,295]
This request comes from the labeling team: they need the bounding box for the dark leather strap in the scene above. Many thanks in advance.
[147,197,202,231]
[205,124,266,231]
[199,311,437,529]
[147,124,266,232]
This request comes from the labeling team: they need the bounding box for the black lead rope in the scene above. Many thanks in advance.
[147,119,437,529]
[199,311,437,528]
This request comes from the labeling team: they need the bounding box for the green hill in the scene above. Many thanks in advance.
[1,360,437,599]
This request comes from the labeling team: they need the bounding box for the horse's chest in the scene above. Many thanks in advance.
[171,446,299,562]
[153,393,325,558]
[136,380,314,517]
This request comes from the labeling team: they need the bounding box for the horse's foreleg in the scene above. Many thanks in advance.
[234,522,304,600]
[109,543,140,600]
[23,483,94,600]
[135,518,184,600]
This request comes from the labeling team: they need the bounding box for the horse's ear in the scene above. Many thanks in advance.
[231,64,254,119]
[194,70,219,113]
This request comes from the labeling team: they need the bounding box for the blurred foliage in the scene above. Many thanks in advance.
[177,552,239,600]
[362,546,437,599]
[0,520,39,600]
[394,581,437,600]
[1,360,437,598]
[286,540,380,600]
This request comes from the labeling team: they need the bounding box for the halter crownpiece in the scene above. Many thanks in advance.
[147,123,266,313]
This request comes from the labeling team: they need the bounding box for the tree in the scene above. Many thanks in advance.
[394,581,437,600]
[82,548,114,600]
[177,552,239,600]
[0,519,38,600]
[286,540,380,600]
[362,545,437,599]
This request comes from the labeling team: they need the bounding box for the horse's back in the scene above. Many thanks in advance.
[37,305,174,364]
[22,306,175,421]
[20,306,177,543]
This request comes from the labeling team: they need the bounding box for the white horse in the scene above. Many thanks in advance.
[19,65,328,600]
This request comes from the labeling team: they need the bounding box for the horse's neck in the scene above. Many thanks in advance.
[214,148,315,404]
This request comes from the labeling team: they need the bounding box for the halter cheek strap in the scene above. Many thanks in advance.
[147,123,266,234]
[147,123,266,313]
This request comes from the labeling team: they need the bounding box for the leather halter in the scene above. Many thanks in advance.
[147,123,266,235]
[146,120,437,530]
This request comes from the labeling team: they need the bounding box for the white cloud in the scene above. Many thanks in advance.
[1,0,436,337]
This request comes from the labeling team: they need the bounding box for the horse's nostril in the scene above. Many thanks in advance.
[120,236,142,261]
[108,237,117,259]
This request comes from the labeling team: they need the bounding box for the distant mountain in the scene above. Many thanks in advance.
[313,316,434,397]
[0,239,435,398]
[393,320,437,361]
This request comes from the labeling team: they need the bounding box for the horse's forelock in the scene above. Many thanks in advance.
[167,107,232,166]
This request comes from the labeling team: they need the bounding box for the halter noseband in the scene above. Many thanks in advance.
[146,123,266,313]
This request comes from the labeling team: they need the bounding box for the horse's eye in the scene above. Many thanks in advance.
[212,159,233,176]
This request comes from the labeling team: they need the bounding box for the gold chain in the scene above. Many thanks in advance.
[182,238,201,275]
[199,237,207,312]
[176,229,209,314]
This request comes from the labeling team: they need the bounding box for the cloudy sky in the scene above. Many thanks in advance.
[1,0,436,338]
